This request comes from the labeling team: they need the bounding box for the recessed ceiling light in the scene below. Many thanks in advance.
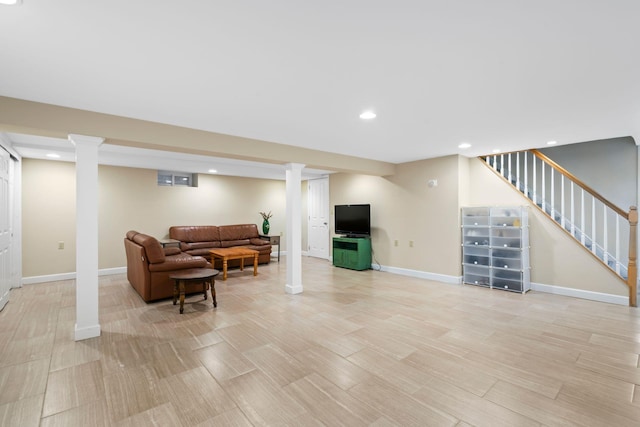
[0,0,21,5]
[359,111,376,120]
[547,140,557,145]
[46,153,61,159]
[208,169,217,174]
[458,143,471,149]
[492,149,501,153]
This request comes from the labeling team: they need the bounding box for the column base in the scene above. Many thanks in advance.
[285,284,303,294]
[74,323,101,341]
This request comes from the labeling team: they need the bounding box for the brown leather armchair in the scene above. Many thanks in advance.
[124,230,210,302]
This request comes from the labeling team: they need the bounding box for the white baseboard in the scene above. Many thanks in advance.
[20,263,629,306]
[376,264,462,285]
[369,266,627,305]
[22,266,127,285]
[531,282,628,306]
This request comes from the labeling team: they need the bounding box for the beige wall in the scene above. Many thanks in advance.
[22,159,287,276]
[329,154,627,297]
[22,159,77,276]
[24,154,628,297]
[465,157,627,296]
[330,155,463,276]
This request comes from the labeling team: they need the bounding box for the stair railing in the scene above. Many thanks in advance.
[482,149,637,307]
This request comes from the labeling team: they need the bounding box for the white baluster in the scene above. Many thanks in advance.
[541,161,546,212]
[570,181,575,236]
[532,155,537,204]
[581,189,585,245]
[560,173,565,228]
[508,153,512,182]
[516,152,520,191]
[603,205,608,265]
[551,168,555,221]
[615,214,620,275]
[592,197,596,255]
[524,152,528,199]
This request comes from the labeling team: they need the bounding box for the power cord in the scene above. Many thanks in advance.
[371,246,382,271]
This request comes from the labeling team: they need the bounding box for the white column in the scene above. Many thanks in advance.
[285,163,305,294]
[69,134,104,341]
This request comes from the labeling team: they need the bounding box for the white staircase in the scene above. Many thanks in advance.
[481,150,637,306]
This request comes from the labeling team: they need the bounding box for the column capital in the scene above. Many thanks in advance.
[68,134,105,147]
[285,163,305,171]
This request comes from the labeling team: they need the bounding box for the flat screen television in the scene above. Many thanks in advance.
[335,204,371,237]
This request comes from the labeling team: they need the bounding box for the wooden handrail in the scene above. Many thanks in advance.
[628,206,637,307]
[530,149,629,219]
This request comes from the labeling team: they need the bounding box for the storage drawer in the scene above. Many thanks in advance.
[463,254,490,266]
[493,269,522,281]
[464,246,490,257]
[463,229,490,246]
[462,207,490,218]
[462,216,489,226]
[491,236,521,248]
[492,278,523,292]
[463,265,490,287]
[492,256,522,270]
[490,207,522,227]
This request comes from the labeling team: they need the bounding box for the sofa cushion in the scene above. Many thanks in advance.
[170,226,220,243]
[184,241,221,250]
[219,224,259,241]
[221,239,251,248]
[132,233,165,264]
[163,247,182,256]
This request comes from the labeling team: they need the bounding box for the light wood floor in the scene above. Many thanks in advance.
[1,257,640,426]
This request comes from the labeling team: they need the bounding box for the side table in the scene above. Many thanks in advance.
[169,268,219,314]
[159,238,181,248]
[259,234,280,262]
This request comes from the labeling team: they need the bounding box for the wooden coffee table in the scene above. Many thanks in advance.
[169,268,219,314]
[209,247,259,280]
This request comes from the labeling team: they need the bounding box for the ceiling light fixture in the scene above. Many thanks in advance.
[0,0,22,5]
[492,149,501,153]
[359,111,376,120]
[46,153,61,159]
[547,140,557,145]
[208,169,217,174]
[458,143,471,149]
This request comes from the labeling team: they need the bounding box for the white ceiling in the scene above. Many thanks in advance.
[1,1,639,168]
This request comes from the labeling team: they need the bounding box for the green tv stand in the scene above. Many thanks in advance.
[332,237,372,270]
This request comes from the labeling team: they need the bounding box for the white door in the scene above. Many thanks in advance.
[308,177,330,259]
[9,156,20,290]
[0,147,10,311]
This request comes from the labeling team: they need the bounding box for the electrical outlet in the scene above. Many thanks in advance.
[394,240,398,247]
[58,241,64,250]
[409,240,414,247]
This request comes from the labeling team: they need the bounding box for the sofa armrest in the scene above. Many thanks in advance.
[250,238,270,246]
[148,254,208,272]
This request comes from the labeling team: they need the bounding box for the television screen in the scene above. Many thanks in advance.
[335,204,371,237]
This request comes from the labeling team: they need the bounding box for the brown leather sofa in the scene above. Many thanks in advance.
[124,230,210,302]
[169,224,272,268]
